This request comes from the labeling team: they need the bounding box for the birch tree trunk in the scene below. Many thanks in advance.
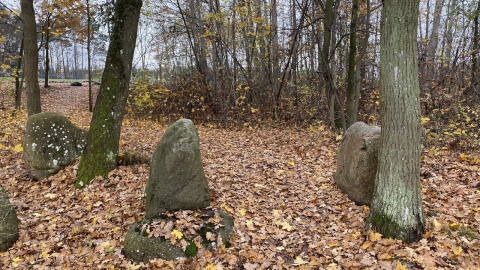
[76,0,143,188]
[367,0,425,243]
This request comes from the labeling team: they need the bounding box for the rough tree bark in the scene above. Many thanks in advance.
[14,38,24,111]
[441,0,457,70]
[75,0,143,188]
[346,0,359,128]
[425,0,444,73]
[21,0,41,116]
[321,0,345,131]
[471,0,480,92]
[87,0,93,112]
[44,14,51,88]
[367,0,425,243]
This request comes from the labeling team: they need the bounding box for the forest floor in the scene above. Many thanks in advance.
[0,83,479,269]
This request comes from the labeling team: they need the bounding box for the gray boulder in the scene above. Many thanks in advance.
[145,119,210,218]
[23,112,87,180]
[0,184,19,251]
[334,122,380,206]
[124,210,234,263]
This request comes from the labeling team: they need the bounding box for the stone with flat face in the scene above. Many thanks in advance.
[145,119,210,218]
[334,122,380,206]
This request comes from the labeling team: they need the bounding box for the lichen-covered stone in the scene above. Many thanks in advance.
[334,122,380,206]
[145,119,210,218]
[124,210,234,263]
[23,112,87,180]
[0,184,19,251]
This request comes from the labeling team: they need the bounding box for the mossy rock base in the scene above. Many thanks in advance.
[0,184,19,251]
[124,210,234,263]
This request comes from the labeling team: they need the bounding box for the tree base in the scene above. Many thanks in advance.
[367,209,425,244]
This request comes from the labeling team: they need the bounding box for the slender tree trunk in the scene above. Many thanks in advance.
[21,0,41,116]
[87,0,93,112]
[15,38,24,111]
[76,0,143,188]
[356,0,370,118]
[271,0,280,112]
[231,0,238,103]
[443,0,456,69]
[425,0,444,83]
[425,0,430,39]
[44,15,50,88]
[290,0,298,105]
[346,0,359,128]
[471,0,480,91]
[73,40,78,79]
[276,0,308,106]
[321,0,345,131]
[367,0,425,243]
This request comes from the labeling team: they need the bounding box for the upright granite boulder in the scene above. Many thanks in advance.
[125,119,234,262]
[334,122,380,206]
[23,112,87,180]
[0,184,19,251]
[145,119,210,218]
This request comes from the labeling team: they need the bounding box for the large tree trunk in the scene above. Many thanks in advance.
[367,0,425,243]
[76,0,143,188]
[21,0,41,116]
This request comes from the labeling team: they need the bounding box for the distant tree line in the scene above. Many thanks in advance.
[1,0,480,129]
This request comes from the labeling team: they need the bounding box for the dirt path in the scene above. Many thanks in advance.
[41,83,97,128]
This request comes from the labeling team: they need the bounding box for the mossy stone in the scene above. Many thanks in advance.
[0,184,19,251]
[23,112,87,180]
[145,119,210,218]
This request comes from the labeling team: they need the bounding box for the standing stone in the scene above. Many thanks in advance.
[334,122,380,206]
[145,119,210,218]
[23,112,87,180]
[0,184,19,251]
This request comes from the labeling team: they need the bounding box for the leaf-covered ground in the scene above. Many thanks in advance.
[0,84,479,269]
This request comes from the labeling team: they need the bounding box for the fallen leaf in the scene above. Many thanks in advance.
[395,261,407,270]
[293,256,308,265]
[14,144,23,152]
[368,231,382,242]
[171,229,183,239]
[44,193,57,199]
